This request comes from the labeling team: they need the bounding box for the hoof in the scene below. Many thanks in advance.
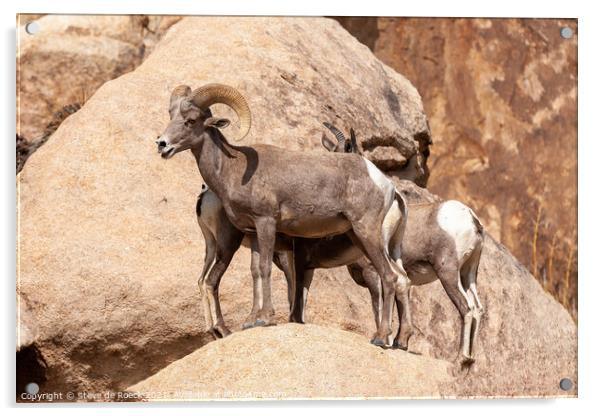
[453,354,475,372]
[392,340,408,350]
[460,356,475,367]
[254,319,267,327]
[215,327,231,338]
[241,322,255,330]
[370,338,387,348]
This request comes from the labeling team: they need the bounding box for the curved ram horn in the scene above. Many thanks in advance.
[190,84,252,141]
[322,122,346,144]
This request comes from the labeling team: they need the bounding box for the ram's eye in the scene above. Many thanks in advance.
[185,119,195,127]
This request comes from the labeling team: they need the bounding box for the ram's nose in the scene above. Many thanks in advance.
[155,136,167,153]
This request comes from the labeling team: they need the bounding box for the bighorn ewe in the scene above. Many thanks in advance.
[305,123,485,363]
[192,123,485,363]
[156,84,409,346]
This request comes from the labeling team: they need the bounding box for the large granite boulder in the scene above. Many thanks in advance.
[17,16,431,396]
[128,324,452,400]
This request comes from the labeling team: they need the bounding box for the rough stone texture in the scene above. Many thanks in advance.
[18,14,46,26]
[17,16,430,396]
[17,293,38,351]
[16,15,181,149]
[128,324,452,400]
[139,15,184,58]
[17,104,81,173]
[336,17,578,317]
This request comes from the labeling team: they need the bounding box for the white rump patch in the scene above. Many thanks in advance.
[437,200,480,263]
[363,158,395,203]
[364,158,398,248]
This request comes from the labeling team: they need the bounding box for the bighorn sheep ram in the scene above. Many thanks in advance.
[192,122,485,363]
[156,84,409,346]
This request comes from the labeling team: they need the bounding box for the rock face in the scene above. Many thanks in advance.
[17,16,430,396]
[17,104,81,173]
[16,14,181,159]
[336,17,578,317]
[129,324,452,400]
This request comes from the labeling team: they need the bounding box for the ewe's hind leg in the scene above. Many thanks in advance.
[463,245,484,359]
[203,252,238,339]
[198,223,217,288]
[202,229,243,339]
[348,262,382,330]
[198,223,217,333]
[273,250,296,313]
[467,283,483,358]
[290,257,314,324]
[436,260,476,364]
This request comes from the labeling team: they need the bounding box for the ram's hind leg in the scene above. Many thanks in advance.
[392,286,414,350]
[348,225,407,348]
[389,244,413,350]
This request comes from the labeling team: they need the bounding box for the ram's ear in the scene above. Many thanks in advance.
[203,117,231,129]
[170,85,192,108]
[321,134,336,152]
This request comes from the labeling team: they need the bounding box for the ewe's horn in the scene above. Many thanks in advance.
[191,83,252,141]
[350,128,357,144]
[323,122,346,144]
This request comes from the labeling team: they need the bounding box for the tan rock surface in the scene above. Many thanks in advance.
[16,14,181,144]
[17,16,429,395]
[128,324,452,400]
[336,17,578,316]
